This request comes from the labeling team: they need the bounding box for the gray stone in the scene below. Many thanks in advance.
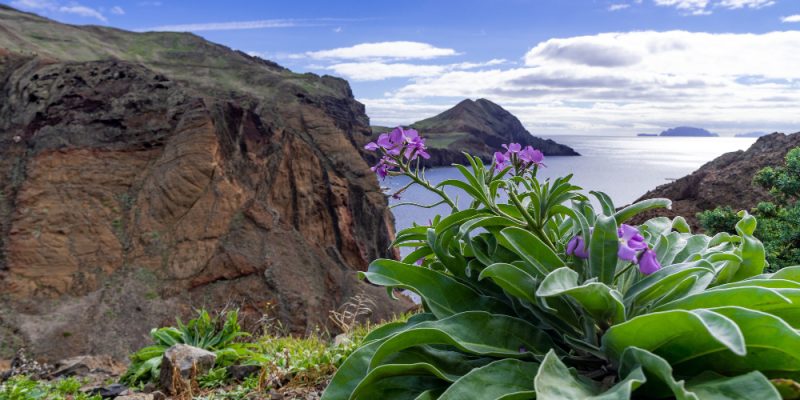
[158,344,216,395]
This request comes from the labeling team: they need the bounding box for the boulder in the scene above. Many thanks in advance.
[158,344,216,395]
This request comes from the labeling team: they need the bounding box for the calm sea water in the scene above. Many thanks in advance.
[385,136,757,233]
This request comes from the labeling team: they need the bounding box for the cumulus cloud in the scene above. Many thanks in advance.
[608,3,631,10]
[363,31,800,135]
[110,6,125,15]
[782,14,800,22]
[323,59,508,81]
[654,0,710,14]
[717,0,775,8]
[304,41,459,61]
[11,0,107,21]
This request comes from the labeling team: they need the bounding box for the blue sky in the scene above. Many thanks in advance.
[6,0,800,135]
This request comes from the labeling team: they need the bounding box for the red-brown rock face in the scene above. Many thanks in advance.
[633,132,800,228]
[0,54,406,360]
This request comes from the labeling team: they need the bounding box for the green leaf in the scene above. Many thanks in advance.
[624,261,714,312]
[478,263,539,303]
[369,311,556,368]
[536,267,625,324]
[498,226,565,277]
[613,198,671,224]
[438,359,539,400]
[617,347,697,400]
[653,287,790,313]
[534,350,645,400]
[602,309,746,366]
[686,371,780,400]
[590,191,616,216]
[361,259,511,318]
[589,215,619,284]
[673,307,800,378]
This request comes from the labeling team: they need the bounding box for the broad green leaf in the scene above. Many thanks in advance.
[478,263,538,303]
[618,347,697,400]
[536,267,625,324]
[352,376,446,400]
[771,378,800,399]
[624,261,714,312]
[686,371,780,400]
[771,266,800,282]
[498,226,565,277]
[369,312,555,368]
[732,211,767,281]
[673,307,800,378]
[672,216,692,234]
[438,359,539,400]
[534,350,645,400]
[613,198,671,224]
[653,287,790,313]
[364,313,437,343]
[361,259,511,318]
[602,309,746,366]
[589,215,619,284]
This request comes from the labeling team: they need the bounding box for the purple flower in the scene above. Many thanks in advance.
[494,151,510,170]
[371,162,390,180]
[638,249,661,275]
[617,224,647,262]
[404,132,430,160]
[519,146,545,167]
[502,143,522,153]
[566,235,589,259]
[364,142,379,151]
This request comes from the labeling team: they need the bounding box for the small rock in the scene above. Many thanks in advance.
[158,344,216,395]
[51,355,124,378]
[85,383,127,398]
[226,364,261,381]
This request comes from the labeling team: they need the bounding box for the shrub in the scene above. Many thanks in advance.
[699,147,800,270]
[323,128,800,399]
[0,376,100,400]
[120,309,251,385]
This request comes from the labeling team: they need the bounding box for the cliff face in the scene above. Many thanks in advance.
[364,99,578,167]
[633,132,800,228]
[0,8,407,361]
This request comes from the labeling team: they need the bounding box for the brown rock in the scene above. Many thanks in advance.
[159,344,215,395]
[0,6,412,362]
[632,132,800,228]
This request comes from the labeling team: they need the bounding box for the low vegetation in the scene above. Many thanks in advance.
[324,128,800,399]
[700,147,800,270]
[0,376,100,400]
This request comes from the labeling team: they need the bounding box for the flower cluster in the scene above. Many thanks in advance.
[364,127,430,179]
[494,143,544,172]
[566,224,661,275]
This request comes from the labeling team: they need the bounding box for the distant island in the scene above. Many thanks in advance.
[735,131,769,138]
[658,126,719,137]
[365,99,578,167]
[637,133,659,137]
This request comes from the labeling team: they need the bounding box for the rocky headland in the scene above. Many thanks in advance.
[0,5,409,361]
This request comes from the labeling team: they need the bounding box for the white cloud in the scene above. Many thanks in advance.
[782,14,800,22]
[304,41,459,61]
[11,0,107,21]
[59,5,106,21]
[324,59,508,81]
[717,0,775,8]
[142,19,300,32]
[609,3,631,10]
[654,0,710,14]
[110,6,125,15]
[364,31,800,135]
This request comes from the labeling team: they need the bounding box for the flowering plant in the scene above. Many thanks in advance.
[324,130,800,400]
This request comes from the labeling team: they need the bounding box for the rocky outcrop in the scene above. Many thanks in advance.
[0,7,410,362]
[633,132,800,228]
[363,99,578,167]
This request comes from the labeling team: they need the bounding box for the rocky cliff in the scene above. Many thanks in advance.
[633,132,800,228]
[0,6,407,361]
[365,99,578,167]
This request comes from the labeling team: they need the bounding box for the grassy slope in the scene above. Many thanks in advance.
[0,5,340,101]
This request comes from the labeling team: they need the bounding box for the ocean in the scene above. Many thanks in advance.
[384,135,757,233]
